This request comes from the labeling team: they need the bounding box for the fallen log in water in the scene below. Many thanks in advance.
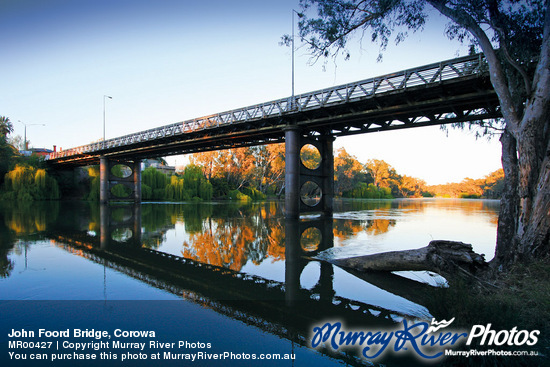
[328,240,487,278]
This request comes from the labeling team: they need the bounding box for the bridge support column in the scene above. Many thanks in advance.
[316,135,334,216]
[100,157,109,204]
[285,216,334,306]
[133,160,141,203]
[100,203,109,250]
[284,126,301,219]
[99,157,142,203]
[284,127,334,218]
[284,219,303,306]
[133,203,142,246]
[99,203,142,248]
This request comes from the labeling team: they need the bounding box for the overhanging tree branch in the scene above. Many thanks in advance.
[524,0,550,132]
[427,0,521,132]
[486,0,533,98]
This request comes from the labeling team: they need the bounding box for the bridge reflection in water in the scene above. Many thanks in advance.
[45,202,442,366]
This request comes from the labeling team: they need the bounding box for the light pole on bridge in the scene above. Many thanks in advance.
[103,95,112,148]
[291,9,300,110]
[292,9,295,107]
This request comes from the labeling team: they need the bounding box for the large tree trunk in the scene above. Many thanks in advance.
[495,111,550,266]
[428,0,550,271]
[519,151,550,256]
[511,3,550,261]
[515,118,550,259]
[495,131,520,264]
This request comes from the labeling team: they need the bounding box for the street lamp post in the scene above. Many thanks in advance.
[291,9,301,110]
[103,95,112,148]
[292,10,296,109]
[18,120,45,150]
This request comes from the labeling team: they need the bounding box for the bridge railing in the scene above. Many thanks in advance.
[48,54,485,160]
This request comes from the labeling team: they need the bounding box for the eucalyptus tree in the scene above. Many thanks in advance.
[289,0,549,267]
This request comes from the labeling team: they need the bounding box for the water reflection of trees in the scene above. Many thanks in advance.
[333,217,397,240]
[181,202,285,271]
[0,201,60,278]
[0,198,499,277]
[0,210,15,277]
[365,218,397,235]
[2,201,59,235]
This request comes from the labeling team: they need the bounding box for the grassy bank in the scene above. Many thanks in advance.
[429,257,550,366]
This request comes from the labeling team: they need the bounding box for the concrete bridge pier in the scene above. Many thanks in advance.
[99,202,143,248]
[100,203,109,250]
[284,127,301,219]
[284,219,303,307]
[99,157,109,204]
[284,127,334,218]
[285,216,335,306]
[99,157,141,203]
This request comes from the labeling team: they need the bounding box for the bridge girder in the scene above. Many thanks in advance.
[47,54,500,167]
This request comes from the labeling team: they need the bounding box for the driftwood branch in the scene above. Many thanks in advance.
[328,240,487,278]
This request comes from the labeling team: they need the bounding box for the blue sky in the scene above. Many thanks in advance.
[1,0,502,185]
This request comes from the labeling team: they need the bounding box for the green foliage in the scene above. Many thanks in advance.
[84,165,214,202]
[210,177,231,198]
[85,165,135,201]
[288,0,426,61]
[85,166,100,201]
[344,182,393,199]
[228,189,251,202]
[1,165,60,201]
[141,184,152,200]
[111,184,132,199]
[334,148,369,195]
[142,167,170,200]
[0,116,13,138]
[0,116,17,186]
[241,186,266,201]
[163,165,213,201]
[181,165,202,197]
[199,181,213,201]
[181,165,212,200]
[82,155,503,203]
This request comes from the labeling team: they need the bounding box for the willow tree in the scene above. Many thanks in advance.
[291,0,549,268]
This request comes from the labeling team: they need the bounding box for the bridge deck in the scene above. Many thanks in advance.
[47,54,500,166]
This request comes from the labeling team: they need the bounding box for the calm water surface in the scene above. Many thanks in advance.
[0,199,499,366]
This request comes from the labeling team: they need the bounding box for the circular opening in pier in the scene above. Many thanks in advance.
[111,184,132,198]
[111,164,133,178]
[111,228,133,242]
[300,227,321,253]
[300,144,321,170]
[300,262,321,290]
[300,181,322,207]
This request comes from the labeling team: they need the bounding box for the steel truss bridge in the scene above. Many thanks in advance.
[47,53,500,166]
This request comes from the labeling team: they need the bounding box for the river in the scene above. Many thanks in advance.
[0,198,499,366]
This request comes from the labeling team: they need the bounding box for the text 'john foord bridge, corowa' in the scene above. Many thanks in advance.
[46,53,501,217]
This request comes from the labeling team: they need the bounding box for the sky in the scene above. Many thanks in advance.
[0,0,503,185]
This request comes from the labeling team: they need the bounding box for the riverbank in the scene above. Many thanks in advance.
[430,256,550,366]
